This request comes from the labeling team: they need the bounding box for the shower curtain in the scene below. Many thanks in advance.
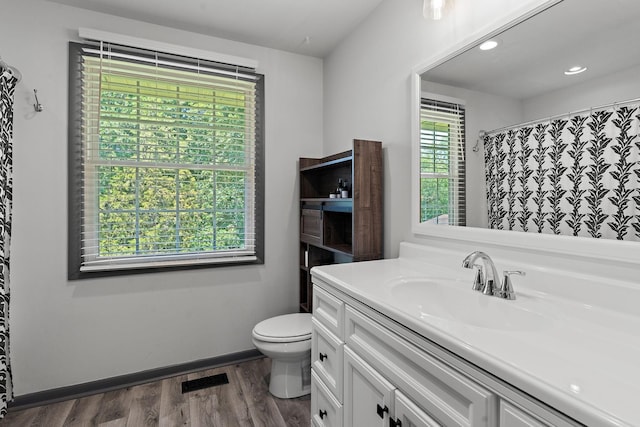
[484,103,640,241]
[0,68,16,416]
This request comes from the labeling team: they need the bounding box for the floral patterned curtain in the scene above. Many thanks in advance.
[484,102,640,240]
[0,68,16,416]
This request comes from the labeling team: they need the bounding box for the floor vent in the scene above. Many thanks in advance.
[181,373,229,394]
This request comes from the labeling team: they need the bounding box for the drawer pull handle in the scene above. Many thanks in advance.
[377,404,389,418]
[390,417,402,427]
[319,352,328,361]
[319,409,327,419]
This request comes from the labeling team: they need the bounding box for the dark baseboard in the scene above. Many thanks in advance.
[9,349,263,411]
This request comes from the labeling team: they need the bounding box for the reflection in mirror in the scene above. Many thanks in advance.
[419,98,465,226]
[418,0,640,241]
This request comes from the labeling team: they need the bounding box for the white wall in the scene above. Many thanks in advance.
[1,0,323,395]
[323,0,551,258]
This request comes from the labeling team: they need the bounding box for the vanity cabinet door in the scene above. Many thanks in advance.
[344,347,394,427]
[345,306,496,427]
[311,370,343,427]
[393,390,442,427]
[499,401,549,427]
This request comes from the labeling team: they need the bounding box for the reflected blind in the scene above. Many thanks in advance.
[76,41,263,272]
[420,98,466,225]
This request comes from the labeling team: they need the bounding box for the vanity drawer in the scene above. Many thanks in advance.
[313,285,345,340]
[344,306,496,427]
[312,318,344,402]
[311,370,343,427]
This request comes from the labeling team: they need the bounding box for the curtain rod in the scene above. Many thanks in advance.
[482,96,640,137]
[0,56,22,82]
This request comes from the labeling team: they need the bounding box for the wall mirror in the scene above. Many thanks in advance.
[411,0,640,258]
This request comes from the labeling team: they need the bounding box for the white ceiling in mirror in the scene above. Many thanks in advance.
[422,0,640,100]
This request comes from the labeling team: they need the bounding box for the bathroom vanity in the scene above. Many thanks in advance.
[309,242,639,427]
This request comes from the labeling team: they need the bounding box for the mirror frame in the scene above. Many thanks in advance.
[410,0,640,265]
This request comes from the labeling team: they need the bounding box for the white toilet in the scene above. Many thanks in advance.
[252,313,312,398]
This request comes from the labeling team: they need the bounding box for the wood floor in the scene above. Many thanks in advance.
[0,357,310,427]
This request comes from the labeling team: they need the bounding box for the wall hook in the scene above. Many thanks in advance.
[474,130,486,152]
[33,89,43,112]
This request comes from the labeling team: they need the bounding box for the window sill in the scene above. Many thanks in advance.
[69,254,262,280]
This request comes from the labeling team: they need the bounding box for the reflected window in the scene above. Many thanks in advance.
[420,98,466,225]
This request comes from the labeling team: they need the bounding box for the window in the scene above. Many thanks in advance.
[68,41,264,278]
[420,98,466,225]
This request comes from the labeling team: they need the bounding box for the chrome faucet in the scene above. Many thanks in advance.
[462,251,501,296]
[462,251,525,300]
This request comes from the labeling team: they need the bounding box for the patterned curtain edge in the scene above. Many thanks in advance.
[0,69,17,417]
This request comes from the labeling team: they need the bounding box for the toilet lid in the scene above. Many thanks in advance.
[253,313,312,343]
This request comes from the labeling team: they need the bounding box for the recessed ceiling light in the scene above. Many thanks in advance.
[479,40,499,51]
[564,66,587,75]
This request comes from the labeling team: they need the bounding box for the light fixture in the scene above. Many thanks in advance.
[479,40,499,51]
[424,0,446,20]
[564,66,587,76]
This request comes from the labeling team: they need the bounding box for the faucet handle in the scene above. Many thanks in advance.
[500,270,525,300]
[471,265,484,291]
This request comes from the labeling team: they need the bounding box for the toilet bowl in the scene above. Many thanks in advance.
[252,313,312,399]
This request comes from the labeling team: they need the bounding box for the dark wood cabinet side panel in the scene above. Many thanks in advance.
[352,139,383,259]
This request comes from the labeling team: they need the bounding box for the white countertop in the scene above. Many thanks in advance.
[311,243,640,427]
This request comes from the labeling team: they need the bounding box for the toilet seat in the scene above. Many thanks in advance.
[252,313,312,343]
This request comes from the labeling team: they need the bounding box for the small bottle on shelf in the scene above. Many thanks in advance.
[341,180,349,198]
[336,179,344,198]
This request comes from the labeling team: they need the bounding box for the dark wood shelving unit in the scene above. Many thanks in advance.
[298,139,383,313]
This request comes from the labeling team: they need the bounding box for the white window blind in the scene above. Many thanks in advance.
[420,98,466,226]
[69,41,264,276]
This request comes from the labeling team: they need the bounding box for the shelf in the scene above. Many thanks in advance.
[300,156,353,200]
[307,242,352,257]
[301,198,353,213]
[323,243,353,256]
[323,201,353,212]
[301,198,353,202]
[300,154,353,172]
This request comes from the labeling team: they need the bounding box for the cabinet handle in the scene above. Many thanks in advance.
[376,404,389,418]
[319,352,328,361]
[319,409,327,419]
[389,417,402,427]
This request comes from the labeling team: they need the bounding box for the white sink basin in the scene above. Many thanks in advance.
[386,276,553,331]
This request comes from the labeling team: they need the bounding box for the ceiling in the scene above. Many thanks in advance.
[46,0,386,58]
[422,0,640,100]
